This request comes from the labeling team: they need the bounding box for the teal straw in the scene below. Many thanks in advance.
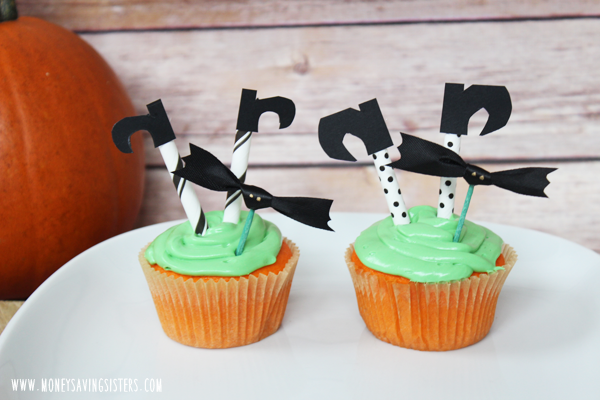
[235,209,255,256]
[453,185,474,243]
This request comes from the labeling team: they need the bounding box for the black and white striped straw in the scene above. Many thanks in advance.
[158,141,208,235]
[222,130,252,223]
[222,89,296,224]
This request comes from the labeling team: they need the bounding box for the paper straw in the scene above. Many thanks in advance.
[372,149,410,225]
[437,134,462,219]
[158,141,208,235]
[223,130,252,224]
[222,89,295,224]
[453,184,474,242]
[436,82,511,219]
[235,209,255,256]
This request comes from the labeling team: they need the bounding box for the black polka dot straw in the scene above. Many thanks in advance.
[436,83,513,219]
[372,148,410,225]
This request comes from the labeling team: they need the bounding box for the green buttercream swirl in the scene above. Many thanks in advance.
[145,210,282,276]
[354,205,503,283]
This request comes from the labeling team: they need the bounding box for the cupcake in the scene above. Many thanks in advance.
[316,86,553,351]
[343,129,553,351]
[112,94,332,349]
[346,205,517,351]
[140,210,299,349]
[142,143,332,348]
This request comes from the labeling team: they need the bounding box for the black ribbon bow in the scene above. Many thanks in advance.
[173,144,334,231]
[390,133,556,197]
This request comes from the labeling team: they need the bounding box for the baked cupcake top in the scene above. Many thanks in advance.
[354,205,503,283]
[145,210,282,276]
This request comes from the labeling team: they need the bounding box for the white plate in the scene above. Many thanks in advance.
[1,213,599,399]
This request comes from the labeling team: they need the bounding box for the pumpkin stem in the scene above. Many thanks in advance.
[0,0,18,22]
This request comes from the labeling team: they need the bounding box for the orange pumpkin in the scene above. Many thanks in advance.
[0,12,145,299]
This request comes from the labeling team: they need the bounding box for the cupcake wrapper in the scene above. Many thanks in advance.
[140,238,299,349]
[346,244,516,351]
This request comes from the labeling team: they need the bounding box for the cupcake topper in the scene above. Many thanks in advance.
[223,89,296,225]
[318,99,410,225]
[174,143,333,255]
[112,99,175,153]
[235,89,296,132]
[440,83,512,137]
[390,133,555,241]
[112,100,209,235]
[437,83,512,219]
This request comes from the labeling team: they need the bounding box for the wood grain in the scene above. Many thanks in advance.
[16,0,600,32]
[141,129,600,169]
[81,19,600,163]
[0,301,24,336]
[4,3,597,320]
[136,160,597,251]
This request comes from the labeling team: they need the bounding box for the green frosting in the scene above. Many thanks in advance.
[354,205,504,283]
[145,210,283,276]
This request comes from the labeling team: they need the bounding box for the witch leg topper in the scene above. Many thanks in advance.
[437,83,512,219]
[223,89,296,224]
[112,100,209,235]
[319,99,409,225]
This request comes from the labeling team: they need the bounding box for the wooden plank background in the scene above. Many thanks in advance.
[16,0,600,31]
[2,0,599,329]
